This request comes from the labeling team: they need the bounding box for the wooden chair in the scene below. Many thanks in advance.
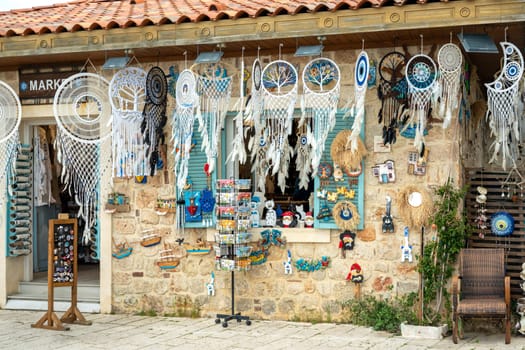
[452,248,511,344]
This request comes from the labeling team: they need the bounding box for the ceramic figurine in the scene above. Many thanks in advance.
[264,200,277,227]
[282,211,293,228]
[305,212,314,228]
[206,271,215,296]
[283,250,292,274]
[401,227,413,262]
[250,197,260,228]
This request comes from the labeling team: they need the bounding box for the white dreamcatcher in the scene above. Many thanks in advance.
[348,49,369,151]
[194,61,233,174]
[403,41,438,155]
[485,41,524,170]
[109,66,147,177]
[227,47,247,166]
[54,72,112,244]
[261,57,298,175]
[436,42,463,128]
[172,68,198,194]
[300,57,340,180]
[0,81,21,191]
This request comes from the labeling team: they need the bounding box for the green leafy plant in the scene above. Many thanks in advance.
[417,180,472,326]
[341,293,418,334]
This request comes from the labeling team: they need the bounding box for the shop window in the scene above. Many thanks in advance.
[183,110,364,230]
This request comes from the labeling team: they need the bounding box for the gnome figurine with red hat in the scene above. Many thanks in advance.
[346,263,363,283]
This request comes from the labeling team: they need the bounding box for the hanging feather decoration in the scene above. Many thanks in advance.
[142,66,168,176]
[172,69,198,194]
[348,50,369,152]
[227,49,247,165]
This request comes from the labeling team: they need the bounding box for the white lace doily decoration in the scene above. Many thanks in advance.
[54,73,111,143]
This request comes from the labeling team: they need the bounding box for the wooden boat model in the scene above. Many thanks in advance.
[140,231,162,247]
[183,239,211,255]
[112,244,133,259]
[156,244,181,270]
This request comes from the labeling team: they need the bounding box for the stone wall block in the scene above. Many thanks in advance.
[287,280,304,295]
[140,210,160,225]
[113,218,136,235]
[136,189,158,209]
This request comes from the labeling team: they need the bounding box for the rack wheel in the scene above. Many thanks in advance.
[222,322,228,328]
[237,318,242,323]
[246,320,252,326]
[215,318,221,324]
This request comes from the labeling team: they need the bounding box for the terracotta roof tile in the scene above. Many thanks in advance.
[0,0,453,37]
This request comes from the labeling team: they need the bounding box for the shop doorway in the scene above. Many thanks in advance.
[32,124,100,278]
[5,121,100,312]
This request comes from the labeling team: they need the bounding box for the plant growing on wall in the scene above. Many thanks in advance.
[418,179,472,326]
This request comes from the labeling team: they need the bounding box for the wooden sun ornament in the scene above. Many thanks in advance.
[332,201,360,231]
[397,185,433,229]
[330,130,368,171]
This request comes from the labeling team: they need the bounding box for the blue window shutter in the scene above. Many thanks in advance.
[313,111,365,230]
[184,116,216,228]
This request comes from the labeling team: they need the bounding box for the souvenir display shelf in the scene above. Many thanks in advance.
[214,178,252,327]
[6,144,33,257]
[32,218,91,331]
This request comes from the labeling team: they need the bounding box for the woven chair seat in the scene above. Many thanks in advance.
[452,248,511,344]
[457,297,507,315]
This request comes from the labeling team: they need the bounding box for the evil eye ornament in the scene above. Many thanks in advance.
[355,51,369,92]
[340,206,353,221]
[491,211,514,237]
[505,62,521,81]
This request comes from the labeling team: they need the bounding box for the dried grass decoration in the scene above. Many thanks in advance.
[397,185,433,228]
[332,201,360,231]
[330,130,368,171]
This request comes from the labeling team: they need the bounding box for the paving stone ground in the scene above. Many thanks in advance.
[1,310,525,349]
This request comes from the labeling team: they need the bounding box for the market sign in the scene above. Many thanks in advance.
[18,71,76,99]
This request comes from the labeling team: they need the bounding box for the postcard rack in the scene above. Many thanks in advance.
[214,179,252,327]
[32,218,91,331]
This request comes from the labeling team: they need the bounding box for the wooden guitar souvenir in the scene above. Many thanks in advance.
[401,226,413,262]
[382,196,394,233]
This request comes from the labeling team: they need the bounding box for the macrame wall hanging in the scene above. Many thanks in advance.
[0,80,21,189]
[260,47,298,178]
[194,60,233,174]
[485,40,524,170]
[403,38,438,155]
[172,65,198,194]
[377,50,407,145]
[227,47,247,166]
[109,66,147,177]
[53,71,112,244]
[436,41,463,129]
[142,66,168,176]
[300,56,340,179]
[348,46,369,152]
